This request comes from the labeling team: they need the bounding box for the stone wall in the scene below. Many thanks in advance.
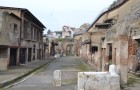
[0,11,20,46]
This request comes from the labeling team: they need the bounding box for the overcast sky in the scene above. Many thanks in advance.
[0,0,115,33]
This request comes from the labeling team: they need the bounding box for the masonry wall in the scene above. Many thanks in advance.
[74,35,82,56]
[103,0,140,84]
[113,0,140,73]
[0,12,20,46]
[0,11,21,70]
[84,0,140,85]
[0,9,21,17]
[0,8,44,70]
[81,33,90,60]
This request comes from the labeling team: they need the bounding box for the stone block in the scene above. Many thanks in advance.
[109,64,117,75]
[53,70,61,86]
[78,71,120,90]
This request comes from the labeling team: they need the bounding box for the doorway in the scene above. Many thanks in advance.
[91,46,98,54]
[28,48,32,62]
[20,48,26,64]
[108,43,112,65]
[9,48,17,67]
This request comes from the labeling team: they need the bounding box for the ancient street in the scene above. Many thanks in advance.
[1,0,140,90]
[8,56,91,90]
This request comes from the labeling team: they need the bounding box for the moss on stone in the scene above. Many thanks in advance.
[76,64,89,71]
[62,78,77,85]
[128,77,136,86]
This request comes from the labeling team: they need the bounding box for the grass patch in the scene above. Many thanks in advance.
[76,64,89,71]
[61,64,89,71]
[127,73,140,87]
[128,77,140,86]
[62,78,77,85]
[128,77,136,86]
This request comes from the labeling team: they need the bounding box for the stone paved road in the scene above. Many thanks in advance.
[8,56,90,90]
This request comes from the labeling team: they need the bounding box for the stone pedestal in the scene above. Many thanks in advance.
[53,70,61,86]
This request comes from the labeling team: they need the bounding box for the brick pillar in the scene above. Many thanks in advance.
[98,47,102,71]
[98,41,102,71]
[120,40,128,85]
[116,35,128,85]
[102,48,106,71]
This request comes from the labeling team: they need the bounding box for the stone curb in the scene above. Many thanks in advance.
[0,58,56,89]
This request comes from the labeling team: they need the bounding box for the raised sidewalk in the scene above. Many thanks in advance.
[0,57,55,89]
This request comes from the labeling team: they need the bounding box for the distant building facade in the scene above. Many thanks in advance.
[62,26,78,38]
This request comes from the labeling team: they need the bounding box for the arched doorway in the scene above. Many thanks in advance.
[66,44,73,55]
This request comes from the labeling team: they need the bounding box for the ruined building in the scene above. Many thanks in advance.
[74,0,140,85]
[0,6,45,70]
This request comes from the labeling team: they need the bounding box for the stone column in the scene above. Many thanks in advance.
[16,48,20,65]
[35,43,38,60]
[98,46,102,71]
[102,48,106,71]
[7,47,10,67]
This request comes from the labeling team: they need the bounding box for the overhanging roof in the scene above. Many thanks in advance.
[95,23,112,29]
[86,0,128,32]
[21,9,46,28]
[0,6,46,29]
